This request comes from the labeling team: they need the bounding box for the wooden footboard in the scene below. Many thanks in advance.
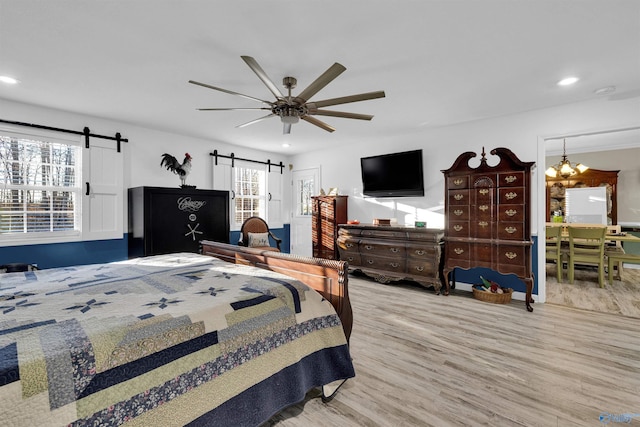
[199,240,352,341]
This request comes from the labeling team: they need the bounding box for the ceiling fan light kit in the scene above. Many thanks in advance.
[189,56,385,134]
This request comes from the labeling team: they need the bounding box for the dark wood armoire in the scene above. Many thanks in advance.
[441,148,535,312]
[312,195,348,259]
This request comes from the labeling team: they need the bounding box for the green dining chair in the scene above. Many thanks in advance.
[545,225,564,282]
[568,226,607,288]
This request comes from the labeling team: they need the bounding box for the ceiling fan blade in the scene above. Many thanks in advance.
[189,80,273,105]
[197,107,271,111]
[308,91,386,108]
[236,114,276,128]
[241,56,285,100]
[301,115,335,133]
[283,122,292,134]
[294,63,347,104]
[308,109,374,120]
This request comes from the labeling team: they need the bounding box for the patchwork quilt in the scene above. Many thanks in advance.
[0,253,354,426]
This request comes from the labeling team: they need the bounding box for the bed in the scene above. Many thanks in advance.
[0,242,354,426]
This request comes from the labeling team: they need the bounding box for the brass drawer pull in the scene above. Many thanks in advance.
[453,178,464,186]
[479,221,488,227]
[454,193,464,201]
[365,245,374,250]
[367,259,375,264]
[390,247,399,253]
[505,175,517,183]
[505,252,517,259]
[390,262,399,268]
[505,226,517,234]
[348,257,355,261]
[454,248,464,255]
[453,225,463,232]
[415,266,424,272]
[505,192,517,200]
[505,209,517,217]
[479,205,488,211]
[415,250,425,256]
[453,209,463,216]
[346,243,354,248]
[479,189,489,195]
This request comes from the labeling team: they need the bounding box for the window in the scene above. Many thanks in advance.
[1,133,80,238]
[233,165,266,226]
[212,158,283,230]
[0,126,123,246]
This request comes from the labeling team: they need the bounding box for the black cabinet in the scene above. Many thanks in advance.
[128,186,229,257]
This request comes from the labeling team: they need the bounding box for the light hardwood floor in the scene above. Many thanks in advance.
[266,275,640,427]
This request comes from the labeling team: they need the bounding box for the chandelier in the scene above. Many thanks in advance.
[545,139,589,178]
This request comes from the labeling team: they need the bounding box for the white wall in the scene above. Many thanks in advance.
[290,97,640,234]
[0,98,293,232]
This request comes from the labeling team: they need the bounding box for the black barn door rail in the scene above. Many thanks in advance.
[210,149,284,174]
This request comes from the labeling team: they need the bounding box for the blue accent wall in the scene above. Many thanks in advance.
[0,238,129,269]
[1,224,292,269]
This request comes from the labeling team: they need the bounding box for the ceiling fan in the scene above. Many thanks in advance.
[189,56,385,134]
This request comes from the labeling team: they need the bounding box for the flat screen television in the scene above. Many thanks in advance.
[360,149,425,197]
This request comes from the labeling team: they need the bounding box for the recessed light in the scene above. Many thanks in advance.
[594,85,616,95]
[557,76,579,86]
[282,143,290,148]
[0,76,19,84]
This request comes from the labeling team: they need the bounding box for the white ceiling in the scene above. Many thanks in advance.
[1,1,639,155]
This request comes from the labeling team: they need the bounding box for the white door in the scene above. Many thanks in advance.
[290,167,319,256]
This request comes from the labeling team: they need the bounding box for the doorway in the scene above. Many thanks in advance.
[290,167,320,256]
[537,126,640,313]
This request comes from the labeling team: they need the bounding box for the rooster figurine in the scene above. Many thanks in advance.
[160,152,192,187]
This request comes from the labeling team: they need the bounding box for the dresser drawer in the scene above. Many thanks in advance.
[337,235,358,251]
[498,204,524,222]
[361,229,407,239]
[499,187,525,204]
[497,222,525,240]
[473,187,495,205]
[447,242,470,261]
[448,221,470,237]
[359,239,406,257]
[497,244,526,266]
[447,176,469,189]
[361,254,405,273]
[449,206,469,221]
[406,243,440,259]
[340,251,361,266]
[472,220,494,239]
[448,189,470,205]
[499,171,525,188]
[406,259,438,277]
[471,243,493,263]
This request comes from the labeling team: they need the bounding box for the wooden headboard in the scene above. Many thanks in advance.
[199,240,352,341]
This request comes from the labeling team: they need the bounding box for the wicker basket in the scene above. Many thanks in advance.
[472,287,513,304]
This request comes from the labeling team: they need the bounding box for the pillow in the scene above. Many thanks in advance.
[247,232,270,248]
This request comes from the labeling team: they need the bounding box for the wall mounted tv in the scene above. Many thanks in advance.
[360,149,425,197]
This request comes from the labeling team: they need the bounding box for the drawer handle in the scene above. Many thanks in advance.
[505,175,517,183]
[454,194,464,201]
[346,243,354,248]
[415,266,424,272]
[453,178,464,186]
[453,209,463,216]
[367,259,375,264]
[505,226,517,234]
[389,247,399,253]
[390,262,399,268]
[479,205,488,211]
[454,248,464,255]
[505,209,517,217]
[415,250,425,256]
[505,191,517,200]
[365,245,373,250]
[479,221,488,227]
[348,257,355,261]
[453,225,463,232]
[505,252,517,259]
[479,189,489,195]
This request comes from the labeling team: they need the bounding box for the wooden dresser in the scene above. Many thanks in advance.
[441,148,535,311]
[312,195,348,259]
[337,224,445,293]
